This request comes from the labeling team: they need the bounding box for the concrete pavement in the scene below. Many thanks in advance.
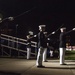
[0,58,75,75]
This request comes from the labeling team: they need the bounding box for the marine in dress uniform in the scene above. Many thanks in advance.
[59,27,66,65]
[36,25,46,67]
[35,25,56,67]
[59,27,75,65]
[26,31,33,59]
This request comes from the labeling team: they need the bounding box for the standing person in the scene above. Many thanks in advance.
[26,31,33,59]
[59,27,75,65]
[36,25,46,67]
[35,25,55,67]
[59,27,66,65]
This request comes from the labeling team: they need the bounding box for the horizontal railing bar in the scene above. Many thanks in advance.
[1,34,27,42]
[1,44,36,55]
[1,36,37,45]
[1,37,27,45]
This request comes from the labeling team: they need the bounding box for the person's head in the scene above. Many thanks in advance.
[29,31,33,36]
[60,27,66,32]
[39,25,46,32]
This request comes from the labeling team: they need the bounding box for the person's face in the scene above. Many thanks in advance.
[39,27,45,32]
[60,29,66,32]
[42,27,45,32]
[27,36,30,39]
[60,29,63,32]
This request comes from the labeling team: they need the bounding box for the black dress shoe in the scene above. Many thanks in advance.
[60,63,66,65]
[44,60,48,62]
[37,65,45,68]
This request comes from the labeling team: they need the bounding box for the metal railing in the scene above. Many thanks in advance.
[0,34,37,58]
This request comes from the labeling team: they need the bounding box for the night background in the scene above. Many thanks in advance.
[0,0,75,45]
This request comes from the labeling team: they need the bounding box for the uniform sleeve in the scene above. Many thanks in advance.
[65,30,74,35]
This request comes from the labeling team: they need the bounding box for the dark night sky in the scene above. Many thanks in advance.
[0,0,75,44]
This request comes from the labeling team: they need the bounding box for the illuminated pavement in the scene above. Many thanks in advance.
[0,58,75,75]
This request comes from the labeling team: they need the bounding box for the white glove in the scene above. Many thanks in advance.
[8,17,14,21]
[72,28,75,31]
[52,31,55,34]
[48,38,50,40]
[34,35,37,37]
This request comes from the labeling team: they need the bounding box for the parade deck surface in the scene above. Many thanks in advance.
[0,58,75,75]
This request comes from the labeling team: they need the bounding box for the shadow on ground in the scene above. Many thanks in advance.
[0,71,20,75]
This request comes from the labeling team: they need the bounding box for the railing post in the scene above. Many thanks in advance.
[8,37,11,57]
[35,44,37,57]
[17,38,19,57]
[2,46,3,57]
